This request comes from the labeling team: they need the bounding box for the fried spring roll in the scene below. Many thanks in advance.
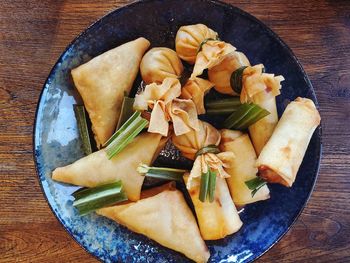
[248,95,279,155]
[184,174,242,240]
[219,129,270,206]
[240,65,284,155]
[256,97,321,187]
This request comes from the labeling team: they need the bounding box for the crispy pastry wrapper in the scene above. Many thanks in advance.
[71,37,150,148]
[181,77,214,114]
[208,51,251,95]
[184,174,243,240]
[248,96,279,155]
[240,64,285,154]
[52,132,162,201]
[240,64,284,103]
[191,40,236,79]
[97,183,210,263]
[140,47,184,84]
[175,23,218,64]
[172,120,233,189]
[256,97,321,187]
[134,78,200,137]
[219,129,270,206]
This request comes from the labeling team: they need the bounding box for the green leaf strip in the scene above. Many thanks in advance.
[230,66,248,94]
[205,97,241,115]
[207,169,217,202]
[199,168,210,202]
[195,145,220,159]
[104,111,148,159]
[116,96,135,130]
[205,97,241,109]
[72,180,128,215]
[223,103,270,130]
[197,35,220,53]
[199,166,217,203]
[245,177,267,197]
[137,163,186,181]
[73,105,93,155]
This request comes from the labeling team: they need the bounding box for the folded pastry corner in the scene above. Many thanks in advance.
[191,40,236,79]
[181,77,214,114]
[175,23,218,64]
[71,37,150,148]
[134,77,200,137]
[240,64,283,103]
[52,132,162,201]
[256,97,321,187]
[97,183,210,263]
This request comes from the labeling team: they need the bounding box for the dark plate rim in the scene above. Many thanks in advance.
[32,0,323,262]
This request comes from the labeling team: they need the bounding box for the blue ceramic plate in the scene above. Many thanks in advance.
[33,0,322,262]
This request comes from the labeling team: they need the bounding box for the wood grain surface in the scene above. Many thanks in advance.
[0,0,349,262]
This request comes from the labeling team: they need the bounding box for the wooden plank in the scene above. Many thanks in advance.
[0,0,349,262]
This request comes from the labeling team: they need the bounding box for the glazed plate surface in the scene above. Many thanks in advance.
[33,0,322,262]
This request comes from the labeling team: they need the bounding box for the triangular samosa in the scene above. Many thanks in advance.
[52,132,161,201]
[71,37,150,147]
[97,183,210,263]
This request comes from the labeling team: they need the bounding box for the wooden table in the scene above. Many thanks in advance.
[1,0,349,262]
